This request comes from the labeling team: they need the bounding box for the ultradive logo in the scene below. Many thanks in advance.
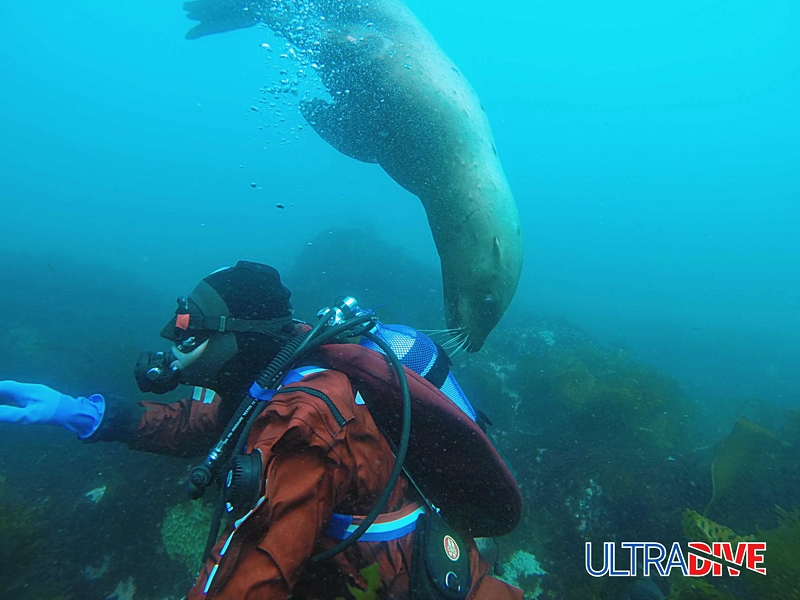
[585,542,767,577]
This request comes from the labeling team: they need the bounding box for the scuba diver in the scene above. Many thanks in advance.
[0,261,522,600]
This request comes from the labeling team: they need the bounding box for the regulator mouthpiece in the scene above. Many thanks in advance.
[135,350,180,394]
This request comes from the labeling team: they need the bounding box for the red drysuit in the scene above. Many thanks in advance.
[106,364,523,599]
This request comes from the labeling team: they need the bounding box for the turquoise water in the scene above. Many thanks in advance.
[2,1,798,401]
[0,2,798,598]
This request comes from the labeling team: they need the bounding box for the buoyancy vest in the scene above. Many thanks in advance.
[318,344,522,538]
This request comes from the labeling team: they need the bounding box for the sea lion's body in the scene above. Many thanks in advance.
[185,0,523,350]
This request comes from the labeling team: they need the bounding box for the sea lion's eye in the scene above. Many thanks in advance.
[481,294,502,320]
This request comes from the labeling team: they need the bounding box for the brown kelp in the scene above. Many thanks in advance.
[702,416,798,533]
[679,507,800,600]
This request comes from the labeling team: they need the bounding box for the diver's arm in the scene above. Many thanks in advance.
[83,393,143,444]
[87,393,224,458]
[0,379,229,457]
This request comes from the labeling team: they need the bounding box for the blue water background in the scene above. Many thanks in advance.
[1,0,799,404]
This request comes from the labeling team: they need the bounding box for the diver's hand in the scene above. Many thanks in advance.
[183,0,262,40]
[0,381,104,439]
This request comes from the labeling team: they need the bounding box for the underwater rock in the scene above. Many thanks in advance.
[456,317,706,599]
[287,227,442,328]
[620,579,665,600]
[161,500,214,575]
[535,330,556,347]
[1,322,47,360]
[666,576,737,600]
[0,476,42,591]
[780,409,800,445]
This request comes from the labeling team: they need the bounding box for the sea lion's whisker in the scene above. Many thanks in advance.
[441,340,460,352]
[441,331,467,351]
[424,328,465,347]
[420,328,464,336]
[464,335,473,353]
[448,334,472,358]
[440,332,462,347]
[449,344,466,359]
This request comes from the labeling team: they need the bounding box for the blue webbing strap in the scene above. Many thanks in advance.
[325,506,426,542]
[249,367,329,401]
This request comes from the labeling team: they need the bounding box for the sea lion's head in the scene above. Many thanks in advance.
[442,235,521,352]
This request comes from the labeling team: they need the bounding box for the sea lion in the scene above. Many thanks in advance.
[184,0,523,351]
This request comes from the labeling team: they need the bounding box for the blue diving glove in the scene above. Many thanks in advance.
[0,381,105,438]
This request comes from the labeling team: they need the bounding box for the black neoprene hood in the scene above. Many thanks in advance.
[202,261,293,321]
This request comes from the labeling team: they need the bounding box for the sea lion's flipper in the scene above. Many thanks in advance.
[300,98,379,164]
[183,0,261,40]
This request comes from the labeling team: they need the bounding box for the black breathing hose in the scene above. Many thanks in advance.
[196,310,412,567]
[198,328,315,562]
[234,316,374,455]
[201,485,229,565]
[188,329,313,500]
[198,311,377,563]
[309,328,412,563]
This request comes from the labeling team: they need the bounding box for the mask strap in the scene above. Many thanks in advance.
[188,316,296,339]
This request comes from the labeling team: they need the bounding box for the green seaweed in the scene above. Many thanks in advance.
[460,321,703,600]
[678,506,800,600]
[698,416,799,534]
[681,509,753,544]
[746,507,800,600]
[705,417,783,515]
[335,562,382,600]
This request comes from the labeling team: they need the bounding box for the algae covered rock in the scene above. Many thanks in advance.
[499,550,546,599]
[0,475,41,590]
[161,500,214,575]
[456,318,704,599]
